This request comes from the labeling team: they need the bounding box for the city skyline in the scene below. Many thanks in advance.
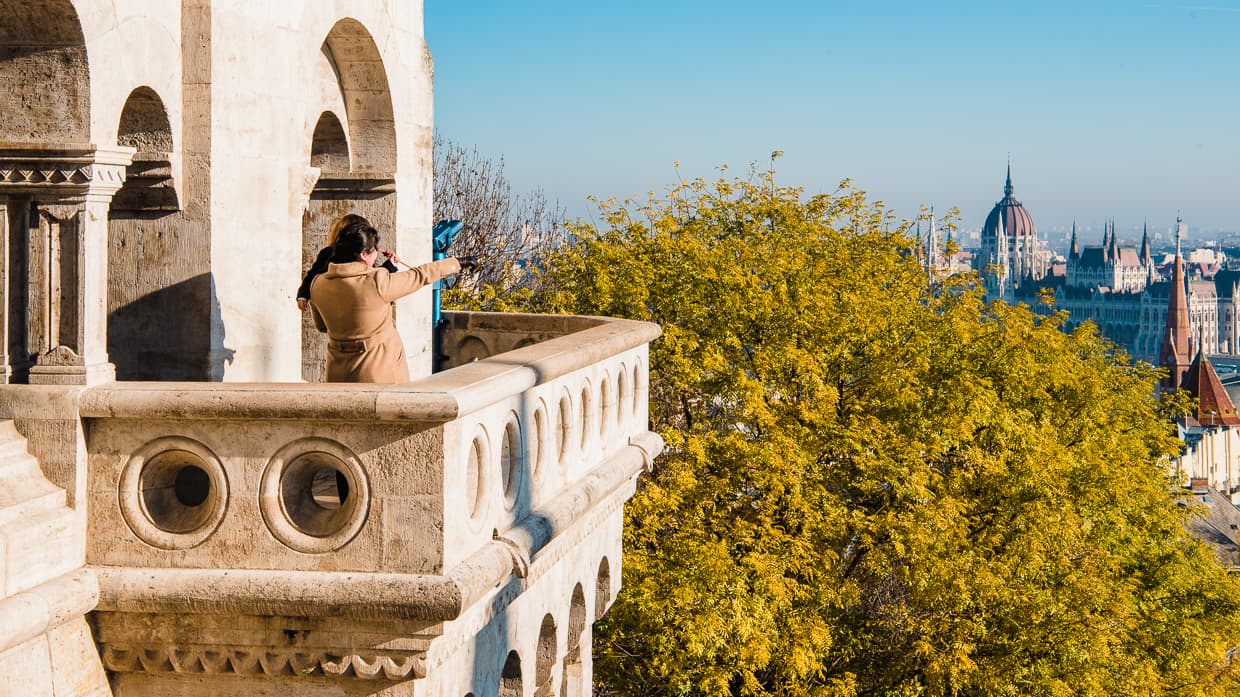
[427,1,1240,234]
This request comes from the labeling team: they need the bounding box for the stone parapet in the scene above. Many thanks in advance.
[78,311,661,695]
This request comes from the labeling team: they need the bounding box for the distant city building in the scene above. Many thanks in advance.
[918,208,972,278]
[969,170,1239,364]
[1064,220,1153,293]
[1160,244,1240,511]
[1051,219,1234,363]
[973,165,1053,297]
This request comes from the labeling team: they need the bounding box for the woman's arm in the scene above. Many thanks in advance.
[297,246,334,300]
[375,257,463,302]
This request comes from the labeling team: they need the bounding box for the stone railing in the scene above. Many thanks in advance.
[72,311,662,688]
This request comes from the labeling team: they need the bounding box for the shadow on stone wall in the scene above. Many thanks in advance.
[108,272,233,380]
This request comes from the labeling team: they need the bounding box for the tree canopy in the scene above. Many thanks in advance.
[460,166,1240,696]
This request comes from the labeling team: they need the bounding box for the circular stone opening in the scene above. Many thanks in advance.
[532,405,547,475]
[466,434,487,519]
[139,451,218,534]
[632,364,643,415]
[501,417,521,508]
[617,368,629,426]
[280,453,358,538]
[599,379,611,440]
[259,438,370,553]
[558,394,572,462]
[579,386,592,450]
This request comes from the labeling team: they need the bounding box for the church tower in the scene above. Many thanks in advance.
[1161,221,1194,390]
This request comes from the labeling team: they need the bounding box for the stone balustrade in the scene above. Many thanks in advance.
[66,311,661,694]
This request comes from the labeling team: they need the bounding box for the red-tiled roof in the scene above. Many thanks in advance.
[1183,351,1240,427]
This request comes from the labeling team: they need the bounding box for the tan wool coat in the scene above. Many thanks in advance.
[309,258,462,383]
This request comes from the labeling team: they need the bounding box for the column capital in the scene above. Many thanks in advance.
[0,143,135,204]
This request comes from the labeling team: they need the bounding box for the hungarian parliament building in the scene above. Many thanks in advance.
[959,168,1238,363]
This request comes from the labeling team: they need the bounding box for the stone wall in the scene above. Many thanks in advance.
[0,0,433,384]
[203,2,433,382]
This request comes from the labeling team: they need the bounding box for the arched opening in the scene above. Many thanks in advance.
[111,86,179,214]
[595,557,612,620]
[498,650,523,697]
[562,584,588,697]
[300,18,398,382]
[321,18,396,173]
[310,111,349,174]
[300,109,354,382]
[117,87,173,152]
[536,614,558,696]
[106,86,210,381]
[0,0,89,142]
[568,584,587,652]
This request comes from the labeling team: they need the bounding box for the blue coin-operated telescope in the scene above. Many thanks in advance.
[432,219,463,328]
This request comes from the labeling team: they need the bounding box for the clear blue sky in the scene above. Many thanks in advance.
[426,1,1240,240]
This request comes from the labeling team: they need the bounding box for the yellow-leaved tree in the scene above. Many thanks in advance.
[463,168,1240,696]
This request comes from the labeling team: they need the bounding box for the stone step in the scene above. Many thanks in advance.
[0,452,59,495]
[0,483,65,527]
[0,437,29,462]
[0,421,29,460]
[0,419,66,524]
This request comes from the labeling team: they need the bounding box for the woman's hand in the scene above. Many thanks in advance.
[297,298,309,311]
[382,249,402,266]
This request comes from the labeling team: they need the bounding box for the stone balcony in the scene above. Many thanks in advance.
[0,311,661,696]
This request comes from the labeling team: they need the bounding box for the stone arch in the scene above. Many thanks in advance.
[498,650,523,697]
[111,86,179,214]
[535,613,557,691]
[562,584,588,697]
[321,18,396,173]
[455,335,491,364]
[116,87,172,152]
[567,584,587,651]
[0,0,89,142]
[301,19,399,382]
[310,111,349,174]
[106,82,202,381]
[595,557,612,620]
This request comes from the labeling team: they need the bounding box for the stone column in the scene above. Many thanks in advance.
[0,145,134,385]
[0,201,11,383]
[29,200,112,384]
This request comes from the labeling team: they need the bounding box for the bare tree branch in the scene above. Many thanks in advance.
[433,132,566,291]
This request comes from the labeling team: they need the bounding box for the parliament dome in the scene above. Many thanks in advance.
[982,165,1036,241]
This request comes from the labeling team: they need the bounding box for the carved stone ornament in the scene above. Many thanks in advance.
[0,143,135,200]
[39,345,83,366]
[100,643,428,681]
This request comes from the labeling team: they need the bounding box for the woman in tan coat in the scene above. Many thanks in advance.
[309,222,476,383]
